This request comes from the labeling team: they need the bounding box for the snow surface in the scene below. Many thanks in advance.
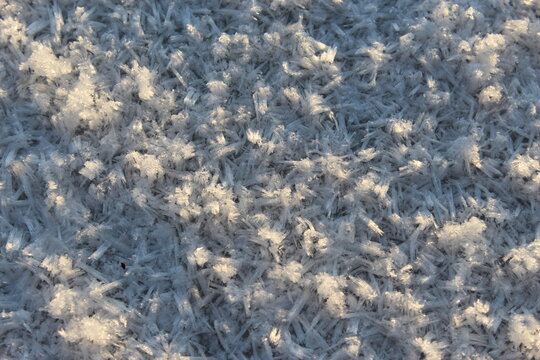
[1,0,540,359]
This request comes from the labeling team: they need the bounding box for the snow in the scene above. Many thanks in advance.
[1,0,539,359]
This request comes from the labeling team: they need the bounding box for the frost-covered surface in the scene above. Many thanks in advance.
[1,0,540,359]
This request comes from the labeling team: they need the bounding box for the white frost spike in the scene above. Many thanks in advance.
[48,284,90,318]
[436,216,486,251]
[320,47,337,63]
[268,261,304,283]
[358,212,384,235]
[356,148,379,162]
[474,34,506,54]
[268,327,282,347]
[131,62,155,100]
[478,84,503,106]
[59,315,125,346]
[463,300,494,329]
[449,136,482,172]
[509,154,540,179]
[348,276,377,301]
[246,129,263,145]
[60,72,96,129]
[502,19,530,40]
[5,229,23,253]
[41,255,82,281]
[253,85,271,116]
[259,227,286,260]
[79,160,104,180]
[88,243,110,262]
[0,17,28,46]
[314,273,347,318]
[508,314,540,359]
[383,291,425,314]
[20,42,72,79]
[125,152,163,181]
[357,41,391,85]
[304,93,330,116]
[343,336,361,357]
[362,42,391,65]
[505,239,540,278]
[186,24,203,42]
[388,118,413,140]
[414,338,446,360]
[189,247,213,267]
[207,80,229,97]
[212,257,237,282]
[258,227,286,246]
[303,227,330,256]
[282,261,303,283]
[283,87,302,109]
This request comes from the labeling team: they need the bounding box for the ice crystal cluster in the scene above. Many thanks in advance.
[0,0,539,359]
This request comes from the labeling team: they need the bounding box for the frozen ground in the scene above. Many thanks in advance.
[1,0,540,359]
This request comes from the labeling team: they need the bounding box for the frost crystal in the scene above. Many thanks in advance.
[2,0,539,358]
[20,43,72,79]
[437,217,486,251]
[508,314,540,359]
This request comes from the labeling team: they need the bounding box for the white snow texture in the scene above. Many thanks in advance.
[0,0,539,359]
